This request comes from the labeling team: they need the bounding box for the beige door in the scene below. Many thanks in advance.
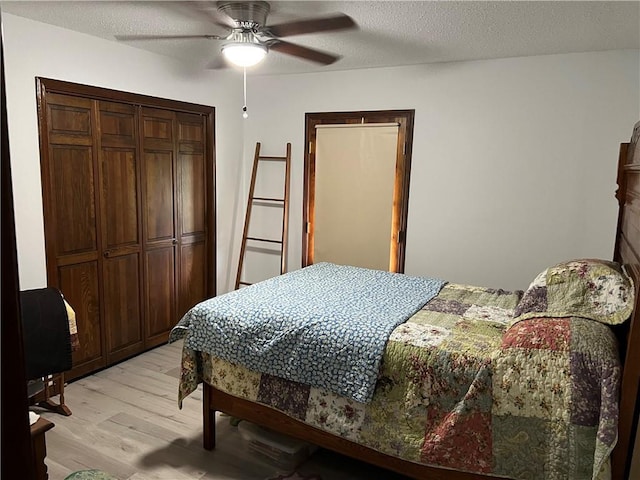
[303,110,415,273]
[313,124,399,271]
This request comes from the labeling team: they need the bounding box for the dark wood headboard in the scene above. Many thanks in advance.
[612,120,640,480]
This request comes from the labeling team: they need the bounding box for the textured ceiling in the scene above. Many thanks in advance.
[1,1,639,75]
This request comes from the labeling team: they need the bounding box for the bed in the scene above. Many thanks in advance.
[170,120,640,480]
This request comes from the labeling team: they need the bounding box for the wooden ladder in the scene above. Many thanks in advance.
[235,142,291,289]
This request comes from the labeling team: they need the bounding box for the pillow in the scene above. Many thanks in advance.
[512,259,634,325]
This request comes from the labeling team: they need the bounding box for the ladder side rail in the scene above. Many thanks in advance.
[235,142,262,290]
[281,143,292,274]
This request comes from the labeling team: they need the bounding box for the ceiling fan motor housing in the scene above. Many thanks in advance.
[217,1,270,30]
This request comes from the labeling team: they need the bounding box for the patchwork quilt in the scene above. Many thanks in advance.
[177,283,621,480]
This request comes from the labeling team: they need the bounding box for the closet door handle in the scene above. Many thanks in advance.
[172,239,178,245]
[103,250,111,258]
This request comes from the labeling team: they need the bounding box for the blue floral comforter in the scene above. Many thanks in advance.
[169,262,446,402]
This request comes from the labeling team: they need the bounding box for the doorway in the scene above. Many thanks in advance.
[303,110,415,273]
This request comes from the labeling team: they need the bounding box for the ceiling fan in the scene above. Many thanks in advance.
[115,1,358,68]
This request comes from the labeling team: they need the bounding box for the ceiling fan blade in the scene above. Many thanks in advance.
[115,34,222,41]
[265,14,356,38]
[268,40,340,65]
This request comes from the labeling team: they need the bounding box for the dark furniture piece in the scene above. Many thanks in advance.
[31,417,55,480]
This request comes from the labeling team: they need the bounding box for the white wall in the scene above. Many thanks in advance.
[2,13,246,293]
[244,50,640,289]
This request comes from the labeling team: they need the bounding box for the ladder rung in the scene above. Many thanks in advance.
[246,237,283,244]
[259,156,287,161]
[238,281,252,286]
[252,197,285,202]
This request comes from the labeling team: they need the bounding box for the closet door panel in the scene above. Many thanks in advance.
[47,95,97,256]
[145,247,175,346]
[51,145,97,254]
[142,108,175,245]
[179,153,205,236]
[100,103,136,147]
[103,253,142,360]
[100,101,139,249]
[178,114,203,142]
[177,113,205,238]
[144,152,175,242]
[178,242,206,318]
[58,261,103,379]
[143,113,173,144]
[46,93,93,145]
[101,148,138,248]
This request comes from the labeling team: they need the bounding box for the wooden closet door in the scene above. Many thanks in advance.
[141,108,177,347]
[38,78,216,379]
[176,112,208,319]
[41,93,104,378]
[97,101,144,363]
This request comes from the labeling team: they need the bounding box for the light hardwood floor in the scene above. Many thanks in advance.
[36,340,409,480]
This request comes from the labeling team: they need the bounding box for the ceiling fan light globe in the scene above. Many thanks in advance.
[222,43,267,67]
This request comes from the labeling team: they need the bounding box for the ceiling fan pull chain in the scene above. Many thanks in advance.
[242,66,249,119]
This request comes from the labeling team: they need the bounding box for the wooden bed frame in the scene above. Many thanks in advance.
[202,121,640,480]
